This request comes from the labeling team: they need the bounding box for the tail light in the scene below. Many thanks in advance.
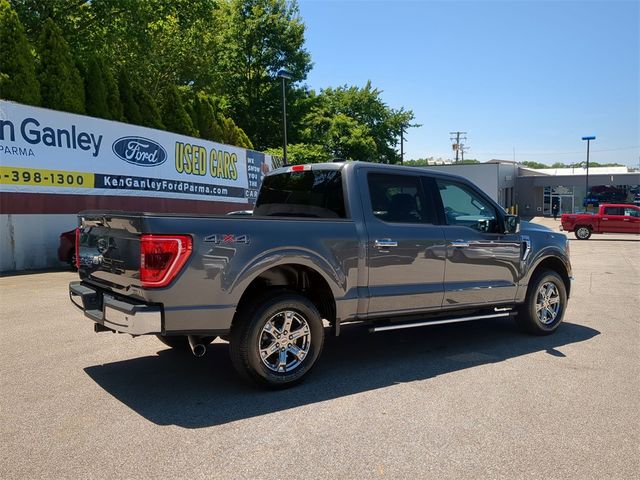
[75,228,81,269]
[140,235,192,288]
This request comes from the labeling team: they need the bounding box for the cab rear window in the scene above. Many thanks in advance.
[254,170,346,218]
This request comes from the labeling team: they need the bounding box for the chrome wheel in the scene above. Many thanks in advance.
[535,282,561,325]
[259,310,311,373]
[576,227,590,239]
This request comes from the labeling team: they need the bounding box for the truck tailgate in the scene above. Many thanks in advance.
[78,213,144,291]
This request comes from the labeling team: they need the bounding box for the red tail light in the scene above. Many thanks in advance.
[74,228,81,269]
[140,235,192,288]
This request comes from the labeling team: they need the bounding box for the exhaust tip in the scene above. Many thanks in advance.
[192,344,206,357]
[187,335,207,357]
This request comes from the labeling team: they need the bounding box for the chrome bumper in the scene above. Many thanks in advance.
[69,281,162,335]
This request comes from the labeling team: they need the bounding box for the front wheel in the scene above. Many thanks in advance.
[229,293,325,388]
[517,269,567,335]
[574,226,592,240]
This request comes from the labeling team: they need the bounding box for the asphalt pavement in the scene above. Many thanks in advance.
[1,219,638,479]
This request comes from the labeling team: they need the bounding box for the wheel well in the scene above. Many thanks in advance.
[233,264,336,327]
[531,257,571,297]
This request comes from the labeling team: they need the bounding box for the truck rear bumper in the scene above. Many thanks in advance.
[69,281,162,335]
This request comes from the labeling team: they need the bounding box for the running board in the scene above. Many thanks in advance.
[370,312,512,333]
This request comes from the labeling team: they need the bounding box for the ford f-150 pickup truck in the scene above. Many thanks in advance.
[561,203,640,239]
[69,162,572,387]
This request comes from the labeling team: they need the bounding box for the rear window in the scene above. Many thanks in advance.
[254,169,346,218]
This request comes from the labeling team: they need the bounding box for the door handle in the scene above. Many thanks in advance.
[374,239,398,248]
[623,218,630,221]
[450,240,470,248]
[602,217,608,220]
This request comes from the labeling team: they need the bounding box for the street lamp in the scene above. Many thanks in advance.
[581,135,596,203]
[277,69,293,165]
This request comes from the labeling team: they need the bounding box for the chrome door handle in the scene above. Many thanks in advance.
[623,218,630,221]
[602,217,608,220]
[450,240,470,248]
[374,239,398,248]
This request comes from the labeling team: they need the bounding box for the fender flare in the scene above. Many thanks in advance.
[224,247,346,304]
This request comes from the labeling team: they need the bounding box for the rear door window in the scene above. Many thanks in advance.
[367,173,433,224]
[604,207,624,216]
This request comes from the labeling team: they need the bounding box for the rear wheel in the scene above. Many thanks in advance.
[574,226,591,240]
[517,269,567,335]
[229,292,325,388]
[155,335,216,351]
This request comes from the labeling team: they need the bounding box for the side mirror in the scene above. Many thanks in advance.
[504,214,520,234]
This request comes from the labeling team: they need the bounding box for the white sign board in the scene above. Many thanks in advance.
[0,100,275,204]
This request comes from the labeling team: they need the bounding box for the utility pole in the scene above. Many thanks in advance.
[460,143,470,162]
[400,127,405,164]
[450,131,467,163]
[582,136,595,201]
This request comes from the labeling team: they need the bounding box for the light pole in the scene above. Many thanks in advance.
[581,135,595,203]
[277,69,293,165]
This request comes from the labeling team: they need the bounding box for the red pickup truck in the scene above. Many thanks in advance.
[561,203,640,239]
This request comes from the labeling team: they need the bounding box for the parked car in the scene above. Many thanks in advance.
[57,229,76,267]
[69,161,572,388]
[561,203,640,239]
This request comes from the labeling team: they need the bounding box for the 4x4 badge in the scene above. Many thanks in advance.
[204,234,250,245]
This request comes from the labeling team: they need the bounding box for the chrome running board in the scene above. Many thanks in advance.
[370,312,511,333]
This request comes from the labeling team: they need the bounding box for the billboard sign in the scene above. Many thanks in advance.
[0,100,275,204]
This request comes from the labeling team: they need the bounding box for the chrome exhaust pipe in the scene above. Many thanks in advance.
[187,335,207,357]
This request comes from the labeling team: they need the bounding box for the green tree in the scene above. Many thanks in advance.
[82,0,219,98]
[37,18,84,113]
[191,92,253,148]
[0,0,40,105]
[10,0,92,51]
[521,161,549,169]
[84,55,109,118]
[135,85,164,129]
[266,143,330,164]
[219,116,253,149]
[215,0,312,149]
[161,85,197,136]
[103,64,123,121]
[192,93,224,141]
[300,82,416,163]
[118,69,141,124]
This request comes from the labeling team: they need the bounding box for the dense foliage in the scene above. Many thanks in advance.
[0,0,40,104]
[521,161,624,169]
[1,0,414,157]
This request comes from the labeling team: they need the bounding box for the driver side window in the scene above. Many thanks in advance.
[436,179,498,233]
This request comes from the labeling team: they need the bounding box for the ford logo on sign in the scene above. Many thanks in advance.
[112,136,167,167]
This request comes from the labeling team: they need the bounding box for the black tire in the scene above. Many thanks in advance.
[517,269,567,335]
[574,226,592,240]
[229,292,325,388]
[155,335,216,351]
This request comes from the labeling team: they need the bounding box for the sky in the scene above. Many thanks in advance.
[297,0,640,167]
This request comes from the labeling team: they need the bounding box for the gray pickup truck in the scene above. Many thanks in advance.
[69,161,572,387]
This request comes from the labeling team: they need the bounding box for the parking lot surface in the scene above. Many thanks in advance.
[1,219,638,479]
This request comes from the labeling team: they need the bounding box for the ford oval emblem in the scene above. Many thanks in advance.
[112,136,167,167]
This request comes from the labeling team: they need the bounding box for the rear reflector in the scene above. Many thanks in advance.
[75,228,80,269]
[140,235,192,288]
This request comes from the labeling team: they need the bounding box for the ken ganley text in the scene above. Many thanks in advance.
[0,117,103,158]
